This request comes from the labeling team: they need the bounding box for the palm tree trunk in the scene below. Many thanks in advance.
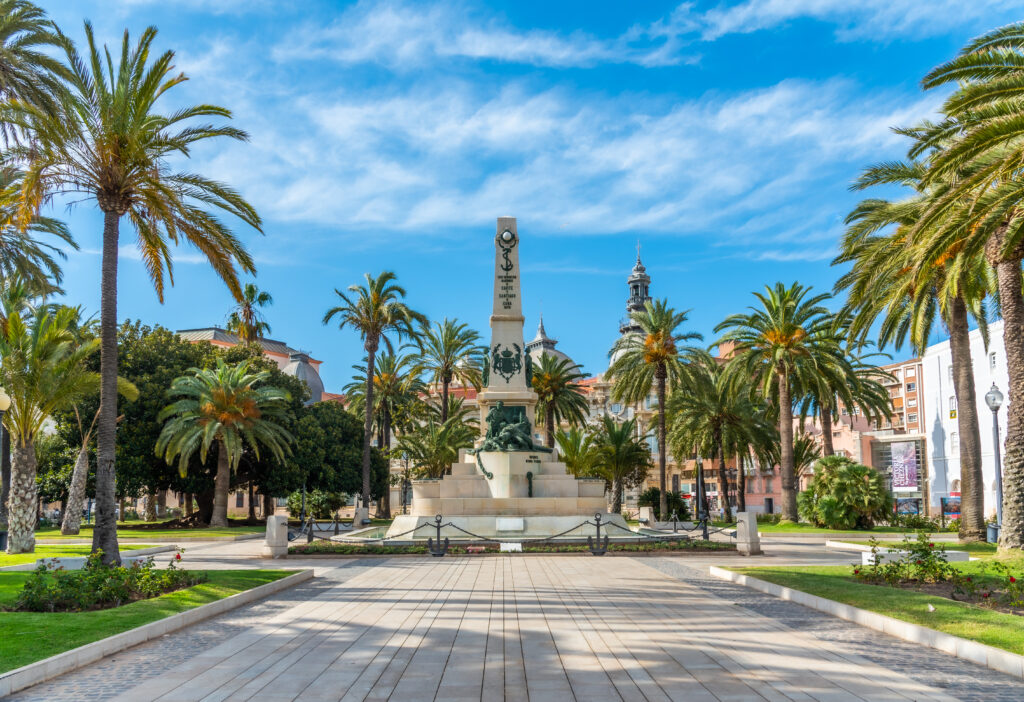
[60,446,90,535]
[0,423,10,524]
[778,370,798,520]
[717,432,732,522]
[736,453,747,513]
[262,491,273,519]
[441,375,450,423]
[185,493,194,517]
[360,344,378,509]
[992,255,1024,550]
[820,405,834,456]
[546,405,555,448]
[613,477,623,513]
[379,409,392,519]
[210,440,231,527]
[7,442,37,553]
[948,296,985,542]
[656,369,668,521]
[144,490,157,521]
[247,482,256,521]
[92,209,121,565]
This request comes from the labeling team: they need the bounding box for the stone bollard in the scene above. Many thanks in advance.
[735,512,762,556]
[263,515,289,559]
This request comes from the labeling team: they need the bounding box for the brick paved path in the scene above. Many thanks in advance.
[9,555,1020,701]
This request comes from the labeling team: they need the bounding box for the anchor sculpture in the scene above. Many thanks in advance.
[588,513,609,556]
[426,514,449,557]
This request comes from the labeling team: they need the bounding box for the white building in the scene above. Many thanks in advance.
[920,319,1007,519]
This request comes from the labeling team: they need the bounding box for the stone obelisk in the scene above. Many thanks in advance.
[477,217,539,431]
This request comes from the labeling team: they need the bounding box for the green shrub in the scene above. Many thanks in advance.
[756,513,781,524]
[286,490,348,519]
[13,550,205,612]
[637,488,690,521]
[797,455,891,530]
[889,512,941,531]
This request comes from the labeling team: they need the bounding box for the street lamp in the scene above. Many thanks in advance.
[984,383,1004,527]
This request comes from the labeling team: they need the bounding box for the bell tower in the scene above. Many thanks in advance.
[619,242,651,335]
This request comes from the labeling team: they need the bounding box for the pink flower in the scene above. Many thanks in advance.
[175,553,181,561]
[928,543,934,548]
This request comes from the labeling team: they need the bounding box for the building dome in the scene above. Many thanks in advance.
[281,352,324,404]
[526,315,577,368]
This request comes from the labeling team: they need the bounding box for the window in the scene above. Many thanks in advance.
[646,435,658,453]
[611,403,622,414]
[746,481,755,494]
[906,366,915,377]
[645,395,656,409]
[990,352,998,370]
[235,492,244,508]
[949,395,957,419]
[907,398,917,408]
[908,413,918,423]
[951,432,959,452]
[672,475,680,493]
[764,478,773,493]
[907,382,916,392]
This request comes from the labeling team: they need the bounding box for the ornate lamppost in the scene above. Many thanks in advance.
[984,383,1004,531]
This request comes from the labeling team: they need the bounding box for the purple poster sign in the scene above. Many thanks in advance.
[891,441,918,493]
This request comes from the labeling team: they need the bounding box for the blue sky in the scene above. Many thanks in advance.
[43,0,1024,391]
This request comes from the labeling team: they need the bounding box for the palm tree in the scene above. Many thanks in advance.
[344,351,423,517]
[668,351,773,522]
[324,271,422,510]
[0,305,99,553]
[226,283,273,342]
[414,318,482,422]
[4,25,261,563]
[0,0,68,143]
[915,27,1024,548]
[716,283,836,521]
[531,353,589,448]
[394,417,476,479]
[0,170,76,293]
[835,155,993,541]
[608,299,702,519]
[589,415,652,513]
[156,359,292,527]
[555,426,597,478]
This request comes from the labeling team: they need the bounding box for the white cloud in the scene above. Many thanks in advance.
[272,1,693,68]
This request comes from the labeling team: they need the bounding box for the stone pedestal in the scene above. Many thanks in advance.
[736,512,761,556]
[263,515,288,559]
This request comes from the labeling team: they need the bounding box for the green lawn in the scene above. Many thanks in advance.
[731,555,1024,655]
[0,569,293,673]
[35,524,265,540]
[727,521,952,535]
[0,544,157,568]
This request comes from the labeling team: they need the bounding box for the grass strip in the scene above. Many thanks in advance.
[35,525,264,540]
[731,562,1024,655]
[0,569,292,673]
[0,544,157,568]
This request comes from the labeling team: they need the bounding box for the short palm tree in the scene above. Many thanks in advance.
[0,305,99,553]
[226,283,273,342]
[590,415,652,513]
[608,299,702,519]
[531,353,589,448]
[716,283,835,521]
[0,0,67,142]
[156,359,292,527]
[394,416,476,479]
[4,24,261,563]
[414,318,482,422]
[324,271,423,509]
[555,426,598,478]
[668,351,772,522]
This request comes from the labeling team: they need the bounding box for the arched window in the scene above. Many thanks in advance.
[949,396,957,412]
[951,479,961,493]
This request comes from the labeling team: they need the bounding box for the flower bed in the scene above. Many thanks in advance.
[9,550,206,612]
[853,533,1023,616]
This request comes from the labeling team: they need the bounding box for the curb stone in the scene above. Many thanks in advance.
[0,569,313,697]
[709,565,1024,680]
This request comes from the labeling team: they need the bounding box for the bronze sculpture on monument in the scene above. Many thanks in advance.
[384,217,628,540]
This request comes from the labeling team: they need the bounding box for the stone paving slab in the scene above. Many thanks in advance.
[10,555,977,702]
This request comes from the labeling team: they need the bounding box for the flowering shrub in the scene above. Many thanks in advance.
[853,532,956,585]
[13,549,205,612]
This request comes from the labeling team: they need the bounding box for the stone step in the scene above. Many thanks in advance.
[450,462,479,476]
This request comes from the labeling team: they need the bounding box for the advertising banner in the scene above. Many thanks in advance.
[890,441,918,493]
[941,496,961,519]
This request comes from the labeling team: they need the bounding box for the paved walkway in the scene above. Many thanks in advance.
[12,554,993,702]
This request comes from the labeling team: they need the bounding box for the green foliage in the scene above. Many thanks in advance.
[797,455,891,529]
[286,490,347,519]
[586,416,652,512]
[14,550,204,612]
[531,352,589,445]
[637,488,690,521]
[34,433,82,505]
[395,416,476,479]
[226,283,273,342]
[555,427,598,477]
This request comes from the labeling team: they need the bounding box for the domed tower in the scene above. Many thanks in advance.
[619,245,651,335]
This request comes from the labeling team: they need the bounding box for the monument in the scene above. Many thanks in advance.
[385,217,627,540]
